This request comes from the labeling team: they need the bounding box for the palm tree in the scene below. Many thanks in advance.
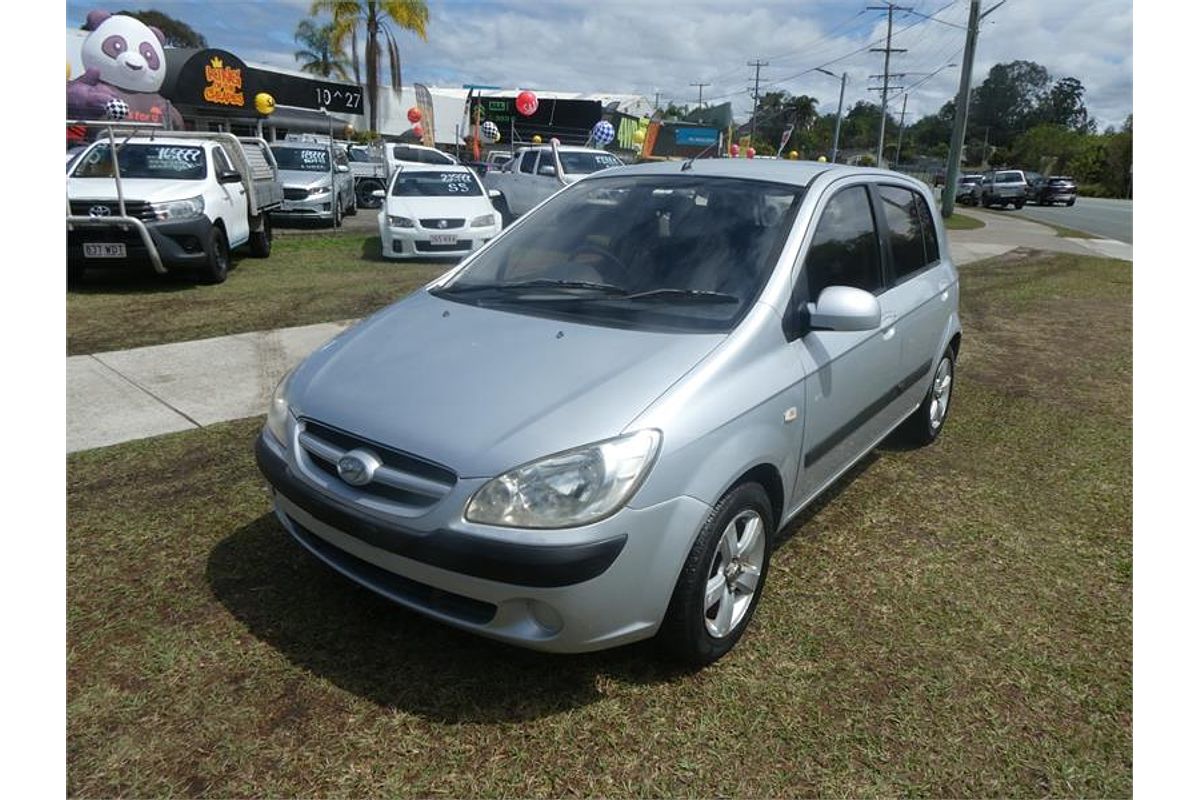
[293,18,351,80]
[311,0,430,133]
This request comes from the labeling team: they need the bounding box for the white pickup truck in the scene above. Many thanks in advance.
[482,144,622,224]
[67,126,283,284]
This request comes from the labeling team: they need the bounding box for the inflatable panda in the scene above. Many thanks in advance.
[67,10,183,128]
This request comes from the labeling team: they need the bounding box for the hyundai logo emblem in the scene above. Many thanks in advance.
[336,448,382,487]
[88,205,111,218]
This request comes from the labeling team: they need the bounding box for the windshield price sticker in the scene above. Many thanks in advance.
[301,150,328,165]
[146,147,204,172]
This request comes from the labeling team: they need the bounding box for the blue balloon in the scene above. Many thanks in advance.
[591,120,615,147]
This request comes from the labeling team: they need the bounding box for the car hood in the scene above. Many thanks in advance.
[278,169,332,189]
[385,195,493,220]
[289,291,725,477]
[67,177,207,203]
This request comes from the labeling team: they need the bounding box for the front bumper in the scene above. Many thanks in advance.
[67,214,214,272]
[379,218,499,259]
[275,194,335,220]
[255,430,711,652]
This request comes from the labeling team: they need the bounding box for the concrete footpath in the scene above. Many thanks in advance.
[66,212,1133,454]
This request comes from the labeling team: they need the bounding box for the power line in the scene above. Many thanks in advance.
[689,81,711,108]
[868,3,913,164]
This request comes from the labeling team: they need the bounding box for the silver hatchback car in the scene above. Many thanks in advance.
[256,159,961,666]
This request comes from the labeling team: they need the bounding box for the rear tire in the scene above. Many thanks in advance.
[357,179,384,209]
[897,346,956,446]
[249,214,272,258]
[345,190,357,216]
[657,482,774,667]
[198,227,230,284]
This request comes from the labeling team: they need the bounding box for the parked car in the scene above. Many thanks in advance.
[1027,175,1078,206]
[345,142,389,210]
[271,141,356,227]
[955,174,984,205]
[374,162,501,259]
[67,131,282,284]
[483,144,623,223]
[256,160,962,666]
[973,169,1028,209]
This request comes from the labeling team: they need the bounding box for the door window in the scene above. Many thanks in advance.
[802,185,883,299]
[878,185,934,280]
[212,146,233,174]
[519,150,537,174]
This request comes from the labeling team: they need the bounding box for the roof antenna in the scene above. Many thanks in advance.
[682,131,722,172]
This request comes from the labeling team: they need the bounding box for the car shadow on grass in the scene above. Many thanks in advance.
[206,513,692,724]
[67,261,238,295]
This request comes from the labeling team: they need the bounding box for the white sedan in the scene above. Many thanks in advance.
[376,163,501,259]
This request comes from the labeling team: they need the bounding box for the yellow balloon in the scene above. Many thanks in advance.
[817,155,827,163]
[789,150,800,160]
[632,129,646,145]
[67,61,72,80]
[532,134,543,144]
[255,92,276,116]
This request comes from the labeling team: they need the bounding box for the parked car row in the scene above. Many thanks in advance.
[956,169,1078,209]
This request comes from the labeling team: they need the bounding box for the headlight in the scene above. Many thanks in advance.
[465,430,661,529]
[388,215,415,228]
[470,213,496,228]
[307,185,331,197]
[265,370,293,446]
[149,195,204,220]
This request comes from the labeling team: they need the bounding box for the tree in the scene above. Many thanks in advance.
[109,9,207,47]
[968,60,1051,149]
[1011,123,1084,174]
[1037,77,1094,133]
[312,0,430,134]
[753,91,819,154]
[294,18,351,80]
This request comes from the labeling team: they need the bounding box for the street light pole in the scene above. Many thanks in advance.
[817,67,847,163]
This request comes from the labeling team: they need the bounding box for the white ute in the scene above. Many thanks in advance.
[67,124,283,284]
[483,143,621,223]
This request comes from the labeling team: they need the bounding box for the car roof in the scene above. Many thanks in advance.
[271,141,329,149]
[583,157,847,188]
[521,145,612,155]
[391,160,472,174]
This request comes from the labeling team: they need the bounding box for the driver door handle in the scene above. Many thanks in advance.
[881,313,898,341]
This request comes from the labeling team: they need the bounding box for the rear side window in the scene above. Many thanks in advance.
[803,185,883,298]
[879,185,940,279]
[519,151,537,174]
[995,171,1024,183]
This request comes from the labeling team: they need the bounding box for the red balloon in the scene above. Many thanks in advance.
[515,90,538,117]
[729,143,740,156]
[412,122,424,139]
[746,147,756,159]
[407,107,422,124]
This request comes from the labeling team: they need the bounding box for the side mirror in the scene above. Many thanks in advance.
[537,164,558,177]
[336,164,350,173]
[218,169,242,184]
[805,286,881,332]
[488,189,501,199]
[371,189,386,199]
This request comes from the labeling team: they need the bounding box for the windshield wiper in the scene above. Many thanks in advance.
[436,278,626,295]
[618,288,740,304]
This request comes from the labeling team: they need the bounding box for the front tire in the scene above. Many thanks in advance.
[898,346,955,446]
[345,189,357,216]
[658,482,774,667]
[198,226,230,284]
[331,196,343,228]
[493,195,514,227]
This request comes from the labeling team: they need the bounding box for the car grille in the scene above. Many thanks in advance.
[283,187,312,201]
[297,418,457,510]
[415,240,471,253]
[69,200,155,221]
[420,218,465,229]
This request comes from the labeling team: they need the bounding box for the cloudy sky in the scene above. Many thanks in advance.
[65,0,1133,129]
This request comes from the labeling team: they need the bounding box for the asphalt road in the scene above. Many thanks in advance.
[1013,196,1132,243]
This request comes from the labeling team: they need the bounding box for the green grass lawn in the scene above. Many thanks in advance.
[943,212,985,230]
[67,251,1131,797]
[67,233,449,355]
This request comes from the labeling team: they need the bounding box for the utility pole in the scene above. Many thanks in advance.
[816,67,847,163]
[940,0,1004,217]
[747,59,769,143]
[894,92,909,163]
[653,90,661,111]
[690,82,710,110]
[868,3,911,166]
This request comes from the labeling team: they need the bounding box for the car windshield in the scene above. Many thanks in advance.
[995,171,1024,183]
[559,151,623,174]
[433,175,804,333]
[71,143,207,180]
[1048,177,1074,185]
[393,146,455,164]
[391,171,481,196]
[272,147,329,172]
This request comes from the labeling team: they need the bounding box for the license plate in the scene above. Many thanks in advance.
[429,234,458,245]
[83,243,126,258]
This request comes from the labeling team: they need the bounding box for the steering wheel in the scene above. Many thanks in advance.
[567,244,630,284]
